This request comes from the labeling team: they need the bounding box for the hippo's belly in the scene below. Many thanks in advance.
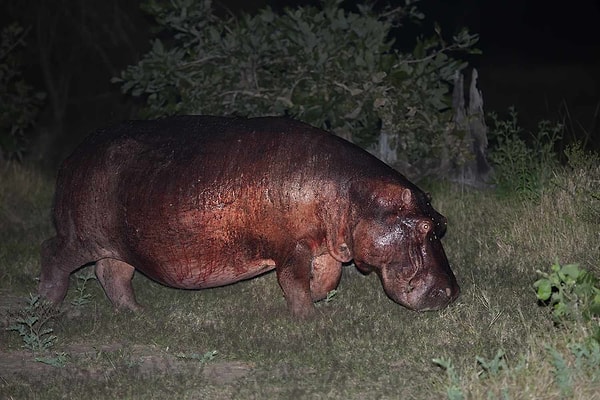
[137,256,278,290]
[118,202,284,289]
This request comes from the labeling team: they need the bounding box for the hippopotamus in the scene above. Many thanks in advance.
[39,115,459,318]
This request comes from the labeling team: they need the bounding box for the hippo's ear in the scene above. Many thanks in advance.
[374,186,413,211]
[400,188,412,207]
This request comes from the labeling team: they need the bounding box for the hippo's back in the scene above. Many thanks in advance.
[60,115,361,187]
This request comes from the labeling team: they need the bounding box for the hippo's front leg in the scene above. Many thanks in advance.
[275,243,316,319]
[310,254,342,301]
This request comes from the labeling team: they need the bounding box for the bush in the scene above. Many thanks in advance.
[487,107,562,198]
[560,142,600,223]
[0,23,45,161]
[114,0,479,179]
[534,261,600,325]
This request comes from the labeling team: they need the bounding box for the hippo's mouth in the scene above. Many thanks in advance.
[409,285,460,311]
[378,268,460,312]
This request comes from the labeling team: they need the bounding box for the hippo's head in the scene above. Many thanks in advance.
[343,181,459,311]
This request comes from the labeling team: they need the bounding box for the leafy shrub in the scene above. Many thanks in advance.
[176,350,218,363]
[7,294,59,352]
[488,107,562,198]
[433,350,511,400]
[534,261,600,324]
[0,23,45,161]
[432,357,464,400]
[559,142,600,222]
[70,267,97,307]
[114,0,479,179]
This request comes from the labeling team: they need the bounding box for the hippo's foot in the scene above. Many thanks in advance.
[38,269,70,306]
[285,295,317,319]
[95,258,143,312]
[39,237,86,306]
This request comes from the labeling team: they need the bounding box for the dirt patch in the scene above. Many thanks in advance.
[0,342,254,385]
[2,293,251,387]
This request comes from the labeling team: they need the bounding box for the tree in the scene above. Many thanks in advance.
[4,0,149,165]
[0,23,45,161]
[115,0,479,179]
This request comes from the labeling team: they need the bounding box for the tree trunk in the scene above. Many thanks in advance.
[448,68,493,186]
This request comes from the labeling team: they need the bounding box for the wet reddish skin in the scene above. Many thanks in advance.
[39,116,459,318]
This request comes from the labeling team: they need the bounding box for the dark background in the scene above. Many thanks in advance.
[409,0,600,153]
[2,0,599,166]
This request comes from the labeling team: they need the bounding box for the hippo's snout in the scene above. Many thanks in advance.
[417,281,460,311]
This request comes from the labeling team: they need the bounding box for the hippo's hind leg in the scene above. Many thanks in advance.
[39,236,93,305]
[310,254,342,302]
[95,258,142,312]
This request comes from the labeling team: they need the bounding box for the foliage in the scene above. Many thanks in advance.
[434,350,512,400]
[475,349,508,378]
[325,289,338,303]
[35,352,70,367]
[70,267,97,307]
[545,340,600,398]
[0,23,45,161]
[546,344,573,397]
[564,141,600,171]
[7,294,59,352]
[488,107,562,198]
[114,0,479,178]
[175,349,218,363]
[534,261,600,324]
[432,357,465,400]
[559,142,600,222]
[436,340,600,399]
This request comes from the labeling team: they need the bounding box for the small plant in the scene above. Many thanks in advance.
[316,289,338,309]
[534,261,600,323]
[476,349,507,378]
[7,294,60,352]
[432,357,465,400]
[569,339,600,370]
[176,350,218,364]
[35,352,70,367]
[545,338,600,398]
[71,268,96,306]
[546,345,573,397]
[564,141,600,171]
[325,289,338,303]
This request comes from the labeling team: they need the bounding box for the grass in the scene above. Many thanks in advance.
[0,155,599,399]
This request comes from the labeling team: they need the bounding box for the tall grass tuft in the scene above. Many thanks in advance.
[0,162,54,291]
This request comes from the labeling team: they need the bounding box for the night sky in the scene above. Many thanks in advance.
[418,0,600,62]
[243,0,600,62]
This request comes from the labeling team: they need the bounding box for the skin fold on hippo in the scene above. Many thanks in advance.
[39,115,459,318]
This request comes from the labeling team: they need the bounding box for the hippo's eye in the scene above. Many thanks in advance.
[419,221,431,234]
